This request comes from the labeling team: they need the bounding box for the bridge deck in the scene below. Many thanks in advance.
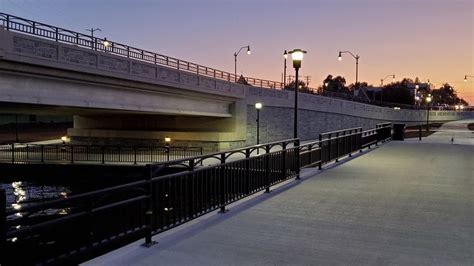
[86,122,473,265]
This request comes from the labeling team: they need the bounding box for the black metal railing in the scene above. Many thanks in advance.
[1,124,392,264]
[0,144,203,164]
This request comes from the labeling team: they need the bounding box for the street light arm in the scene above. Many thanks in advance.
[234,45,250,56]
[339,50,359,59]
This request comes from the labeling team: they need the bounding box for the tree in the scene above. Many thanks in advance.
[321,75,350,93]
[431,83,468,106]
[382,81,415,105]
[283,80,314,94]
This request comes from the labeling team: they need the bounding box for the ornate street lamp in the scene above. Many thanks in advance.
[234,45,251,81]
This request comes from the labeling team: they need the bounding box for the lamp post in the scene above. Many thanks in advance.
[283,50,288,86]
[338,51,360,87]
[255,102,262,153]
[425,94,432,132]
[86,28,101,50]
[380,74,395,102]
[464,75,474,82]
[234,45,251,82]
[164,136,171,161]
[102,38,110,52]
[289,49,307,139]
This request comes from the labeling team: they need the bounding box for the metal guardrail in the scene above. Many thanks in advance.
[0,144,203,164]
[1,124,392,264]
[0,13,284,90]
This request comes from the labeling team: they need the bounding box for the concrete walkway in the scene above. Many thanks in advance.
[86,123,473,265]
[411,119,474,145]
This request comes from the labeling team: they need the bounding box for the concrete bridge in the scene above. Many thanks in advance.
[0,14,472,150]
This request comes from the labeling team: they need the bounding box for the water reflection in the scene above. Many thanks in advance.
[1,180,71,215]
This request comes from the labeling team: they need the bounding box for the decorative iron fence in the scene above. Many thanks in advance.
[1,125,392,264]
[0,144,203,164]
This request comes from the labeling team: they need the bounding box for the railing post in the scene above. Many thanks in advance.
[26,144,29,160]
[0,188,6,256]
[328,134,331,162]
[154,54,157,64]
[295,139,301,180]
[218,153,227,213]
[318,135,322,170]
[142,164,156,247]
[71,145,74,163]
[335,132,339,162]
[41,145,44,163]
[101,146,105,164]
[134,147,137,165]
[55,28,58,42]
[359,129,363,153]
[348,130,352,157]
[246,148,251,194]
[265,145,271,193]
[6,14,10,30]
[11,143,14,164]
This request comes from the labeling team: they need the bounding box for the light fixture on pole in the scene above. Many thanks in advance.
[103,38,110,52]
[86,28,101,50]
[380,74,395,86]
[283,50,288,86]
[380,74,395,102]
[164,136,171,161]
[425,94,432,132]
[464,75,474,82]
[234,45,251,82]
[289,49,307,139]
[338,50,360,87]
[255,102,263,153]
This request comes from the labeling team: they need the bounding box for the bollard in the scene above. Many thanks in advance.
[419,125,422,141]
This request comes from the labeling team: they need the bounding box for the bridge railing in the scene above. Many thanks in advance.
[0,144,203,164]
[0,13,284,90]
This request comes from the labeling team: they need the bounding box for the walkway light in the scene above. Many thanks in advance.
[288,49,307,139]
[255,102,262,151]
[338,51,342,61]
[164,136,171,143]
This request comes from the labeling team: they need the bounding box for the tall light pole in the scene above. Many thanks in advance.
[289,49,307,139]
[283,50,288,86]
[86,28,101,50]
[255,102,262,153]
[425,94,432,132]
[338,51,360,87]
[234,45,251,82]
[380,74,395,102]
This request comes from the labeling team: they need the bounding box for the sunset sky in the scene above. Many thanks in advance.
[1,0,472,104]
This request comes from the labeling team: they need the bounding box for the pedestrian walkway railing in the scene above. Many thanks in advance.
[0,124,392,265]
[0,144,203,164]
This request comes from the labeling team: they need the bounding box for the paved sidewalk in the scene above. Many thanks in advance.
[85,134,473,265]
[407,119,474,145]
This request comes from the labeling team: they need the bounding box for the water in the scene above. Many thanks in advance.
[1,181,71,215]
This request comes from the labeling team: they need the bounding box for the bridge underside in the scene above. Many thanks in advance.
[0,62,247,150]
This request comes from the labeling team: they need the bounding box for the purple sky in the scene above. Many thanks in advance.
[1,0,472,104]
